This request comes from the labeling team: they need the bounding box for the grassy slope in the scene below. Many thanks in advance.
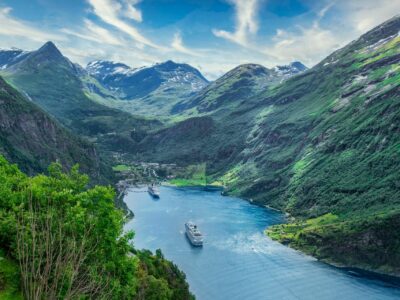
[171,64,281,116]
[168,163,208,187]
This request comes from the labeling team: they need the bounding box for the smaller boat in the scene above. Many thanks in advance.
[148,185,160,198]
[185,222,203,247]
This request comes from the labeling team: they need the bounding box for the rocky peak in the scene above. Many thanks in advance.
[275,61,308,76]
[86,60,132,78]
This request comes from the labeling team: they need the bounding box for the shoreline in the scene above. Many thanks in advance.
[319,258,400,285]
[162,181,224,190]
[265,220,400,281]
[123,183,400,282]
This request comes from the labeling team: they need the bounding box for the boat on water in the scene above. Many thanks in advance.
[185,222,203,247]
[148,185,160,198]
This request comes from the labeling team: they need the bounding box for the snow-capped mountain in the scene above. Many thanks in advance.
[87,60,133,78]
[0,48,29,69]
[86,60,209,100]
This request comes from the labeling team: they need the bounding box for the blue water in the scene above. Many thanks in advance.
[124,186,400,300]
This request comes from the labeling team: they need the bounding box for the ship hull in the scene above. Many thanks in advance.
[186,232,203,247]
[148,191,160,198]
[148,186,160,198]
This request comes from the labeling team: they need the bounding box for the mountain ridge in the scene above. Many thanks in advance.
[85,59,210,116]
[0,42,161,156]
[171,61,308,115]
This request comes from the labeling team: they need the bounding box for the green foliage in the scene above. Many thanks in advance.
[0,156,194,299]
[169,164,207,186]
[113,164,131,172]
[267,211,400,275]
[0,158,137,299]
[135,249,195,300]
[0,249,22,300]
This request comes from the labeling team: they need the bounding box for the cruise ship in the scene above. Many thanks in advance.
[148,185,160,198]
[185,222,203,247]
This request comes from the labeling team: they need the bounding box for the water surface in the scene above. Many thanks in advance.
[124,186,400,300]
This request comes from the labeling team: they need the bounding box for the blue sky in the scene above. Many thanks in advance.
[0,0,399,79]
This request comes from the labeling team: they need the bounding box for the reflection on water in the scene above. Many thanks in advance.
[124,186,400,300]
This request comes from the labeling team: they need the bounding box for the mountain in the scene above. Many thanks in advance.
[0,42,160,154]
[132,16,400,275]
[274,61,308,79]
[85,60,209,116]
[0,48,29,69]
[0,75,106,180]
[171,62,307,115]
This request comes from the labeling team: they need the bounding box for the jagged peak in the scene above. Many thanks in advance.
[37,41,62,56]
[289,61,308,71]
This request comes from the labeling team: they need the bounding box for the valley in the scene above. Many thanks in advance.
[0,8,399,299]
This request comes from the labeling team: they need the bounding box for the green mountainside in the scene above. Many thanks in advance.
[0,76,109,182]
[131,16,400,275]
[171,63,305,116]
[0,42,160,155]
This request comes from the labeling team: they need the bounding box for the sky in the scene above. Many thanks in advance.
[0,0,399,79]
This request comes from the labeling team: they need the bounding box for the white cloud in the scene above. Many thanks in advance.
[213,0,260,47]
[260,3,346,66]
[1,0,399,81]
[171,32,202,57]
[122,0,142,22]
[264,23,345,66]
[262,0,400,67]
[61,19,124,46]
[336,0,400,33]
[317,2,335,19]
[0,7,65,42]
[87,0,161,49]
